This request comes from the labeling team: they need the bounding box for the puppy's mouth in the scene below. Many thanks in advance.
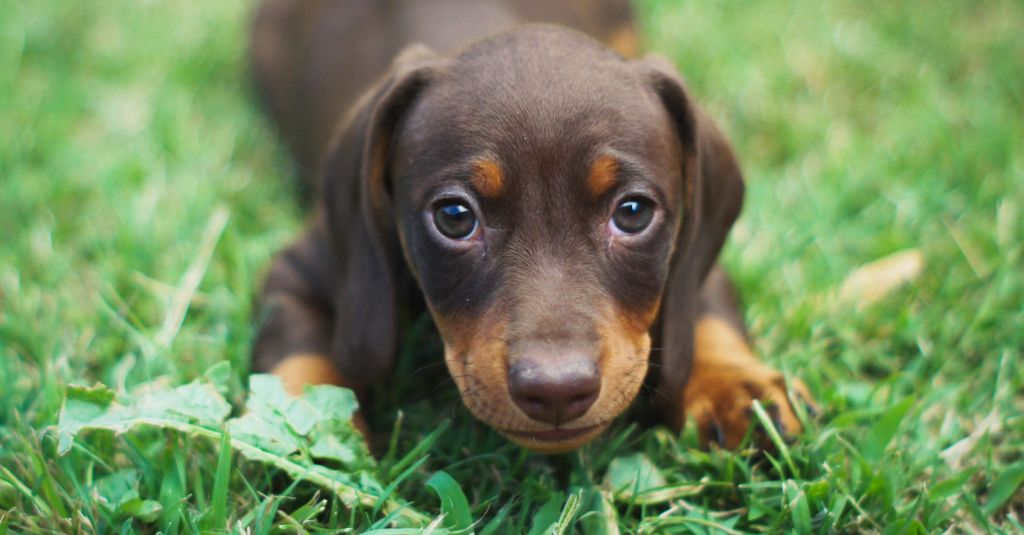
[499,422,610,452]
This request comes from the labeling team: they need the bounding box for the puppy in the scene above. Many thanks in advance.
[249,0,812,453]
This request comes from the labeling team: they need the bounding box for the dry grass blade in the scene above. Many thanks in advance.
[837,249,924,308]
[154,205,230,348]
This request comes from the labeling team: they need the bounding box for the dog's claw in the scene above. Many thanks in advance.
[768,404,787,436]
[792,386,819,419]
[799,393,819,418]
[706,420,726,447]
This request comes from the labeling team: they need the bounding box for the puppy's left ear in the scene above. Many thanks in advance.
[320,45,446,385]
[642,55,746,427]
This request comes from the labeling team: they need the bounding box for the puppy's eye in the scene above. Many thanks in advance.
[611,197,655,234]
[433,201,478,240]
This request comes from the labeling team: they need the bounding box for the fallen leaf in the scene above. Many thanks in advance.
[837,249,923,307]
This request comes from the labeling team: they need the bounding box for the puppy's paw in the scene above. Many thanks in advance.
[683,364,815,449]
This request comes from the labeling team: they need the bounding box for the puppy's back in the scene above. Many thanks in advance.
[249,0,635,192]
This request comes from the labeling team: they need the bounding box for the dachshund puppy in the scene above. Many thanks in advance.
[249,0,812,453]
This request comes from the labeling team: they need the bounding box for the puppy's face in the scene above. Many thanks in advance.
[390,31,688,452]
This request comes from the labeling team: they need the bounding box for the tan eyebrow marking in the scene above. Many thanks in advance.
[471,159,504,198]
[587,155,619,197]
[608,25,641,59]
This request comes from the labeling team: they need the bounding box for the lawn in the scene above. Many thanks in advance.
[1,0,1022,532]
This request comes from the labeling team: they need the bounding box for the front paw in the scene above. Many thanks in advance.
[683,364,815,449]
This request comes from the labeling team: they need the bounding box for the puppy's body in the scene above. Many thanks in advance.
[250,0,811,452]
[251,0,636,186]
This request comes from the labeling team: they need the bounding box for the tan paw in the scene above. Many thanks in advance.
[683,363,815,449]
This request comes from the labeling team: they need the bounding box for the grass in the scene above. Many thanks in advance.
[1,0,1022,532]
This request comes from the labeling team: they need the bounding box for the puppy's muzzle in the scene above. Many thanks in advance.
[508,348,600,426]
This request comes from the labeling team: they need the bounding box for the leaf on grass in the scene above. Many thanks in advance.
[120,498,164,523]
[310,434,358,466]
[204,361,232,394]
[605,453,677,503]
[226,411,300,457]
[94,468,139,505]
[57,375,231,455]
[244,375,358,438]
[837,248,923,308]
[93,469,164,522]
[54,364,427,525]
[57,384,117,454]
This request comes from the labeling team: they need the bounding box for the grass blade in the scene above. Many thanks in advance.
[861,398,914,463]
[425,471,473,531]
[983,462,1024,515]
[202,428,232,530]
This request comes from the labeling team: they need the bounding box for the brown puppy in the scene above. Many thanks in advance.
[249,0,812,453]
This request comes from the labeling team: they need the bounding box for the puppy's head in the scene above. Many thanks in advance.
[323,25,734,452]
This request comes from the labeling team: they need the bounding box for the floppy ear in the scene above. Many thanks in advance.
[643,55,746,425]
[319,45,445,385]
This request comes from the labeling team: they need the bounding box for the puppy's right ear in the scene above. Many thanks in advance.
[319,45,446,385]
[639,54,746,428]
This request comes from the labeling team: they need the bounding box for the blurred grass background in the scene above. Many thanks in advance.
[1,0,1022,532]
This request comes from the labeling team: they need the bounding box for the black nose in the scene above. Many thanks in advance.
[508,356,600,425]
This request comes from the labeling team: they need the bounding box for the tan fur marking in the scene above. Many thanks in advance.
[433,299,654,453]
[471,159,504,198]
[608,25,641,58]
[683,316,813,448]
[270,353,356,396]
[587,155,619,198]
[693,316,757,367]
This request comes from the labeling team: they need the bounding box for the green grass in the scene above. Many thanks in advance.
[1,0,1022,532]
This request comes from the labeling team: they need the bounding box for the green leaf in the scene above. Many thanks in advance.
[310,434,358,466]
[56,384,117,454]
[119,498,163,523]
[983,462,1024,515]
[56,375,231,455]
[151,380,232,424]
[425,471,473,531]
[67,383,117,405]
[226,411,299,456]
[303,384,359,423]
[605,453,667,501]
[204,361,232,394]
[861,397,914,462]
[94,469,139,507]
[52,366,428,525]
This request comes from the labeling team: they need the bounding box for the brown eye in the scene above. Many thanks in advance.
[612,197,654,234]
[433,201,478,240]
